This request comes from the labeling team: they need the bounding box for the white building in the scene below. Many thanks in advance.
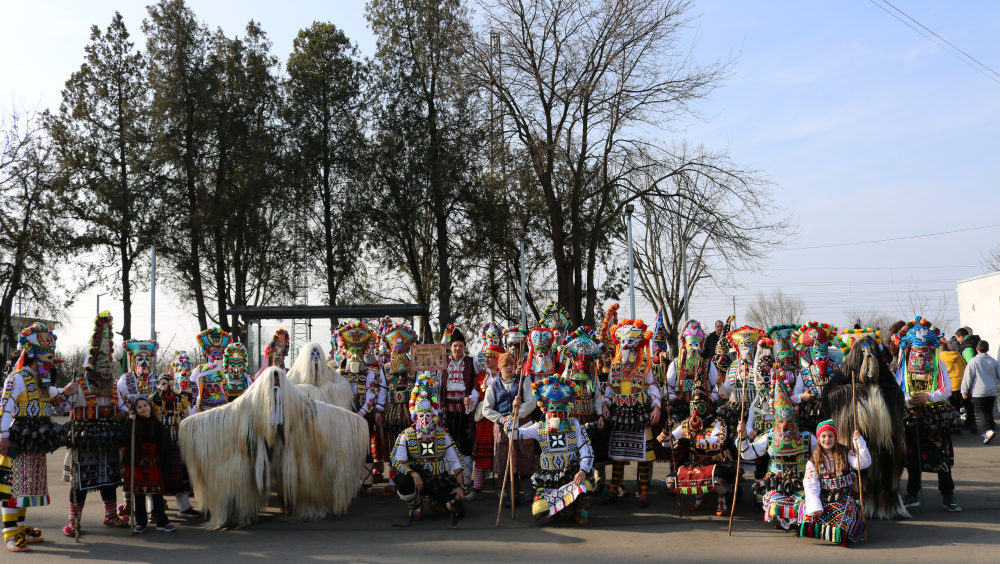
[956,271,1000,354]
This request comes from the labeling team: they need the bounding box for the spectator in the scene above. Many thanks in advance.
[887,320,906,371]
[961,340,1000,444]
[953,328,981,363]
[701,319,724,360]
[939,341,968,435]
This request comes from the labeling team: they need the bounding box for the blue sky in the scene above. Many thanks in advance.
[2,1,998,351]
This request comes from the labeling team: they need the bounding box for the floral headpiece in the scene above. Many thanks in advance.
[838,328,882,353]
[223,342,248,370]
[408,372,440,420]
[196,327,231,360]
[197,362,224,384]
[18,322,57,356]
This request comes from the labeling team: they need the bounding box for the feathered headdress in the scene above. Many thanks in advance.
[86,311,115,373]
[408,372,440,421]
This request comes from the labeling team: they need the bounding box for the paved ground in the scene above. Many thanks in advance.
[11,425,1000,563]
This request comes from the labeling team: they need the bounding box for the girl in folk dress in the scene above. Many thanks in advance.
[800,420,871,546]
[122,397,175,533]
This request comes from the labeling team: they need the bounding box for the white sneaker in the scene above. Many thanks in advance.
[984,430,996,444]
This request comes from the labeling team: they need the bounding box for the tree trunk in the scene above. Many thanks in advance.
[184,99,208,330]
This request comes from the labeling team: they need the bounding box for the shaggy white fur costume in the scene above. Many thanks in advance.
[179,367,368,529]
[286,342,354,410]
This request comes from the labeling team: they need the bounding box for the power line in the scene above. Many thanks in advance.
[778,223,1000,251]
[879,0,1000,80]
[764,265,977,271]
[868,0,1000,86]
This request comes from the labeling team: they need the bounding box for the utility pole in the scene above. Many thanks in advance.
[520,239,527,327]
[626,204,636,318]
[96,294,104,316]
[150,243,156,341]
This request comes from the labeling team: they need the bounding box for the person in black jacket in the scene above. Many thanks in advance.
[701,320,724,360]
[122,396,175,533]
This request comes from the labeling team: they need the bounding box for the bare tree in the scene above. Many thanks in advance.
[982,242,1000,274]
[745,289,806,330]
[893,279,954,334]
[631,141,792,357]
[471,0,738,326]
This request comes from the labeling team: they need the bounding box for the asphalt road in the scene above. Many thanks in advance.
[12,427,999,564]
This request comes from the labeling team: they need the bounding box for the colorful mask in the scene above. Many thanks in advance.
[767,324,798,366]
[408,373,440,436]
[86,311,115,378]
[526,328,556,377]
[197,327,231,362]
[265,329,289,368]
[123,339,159,377]
[651,310,669,360]
[727,325,766,360]
[384,323,417,374]
[196,362,226,409]
[687,389,712,431]
[478,321,506,365]
[893,317,943,394]
[792,322,838,376]
[223,343,248,384]
[338,321,375,374]
[681,318,705,357]
[17,322,60,374]
[532,375,580,431]
[540,301,571,336]
[768,378,806,457]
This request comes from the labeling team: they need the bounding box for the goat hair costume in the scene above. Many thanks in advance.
[822,330,909,520]
[286,342,354,411]
[179,367,368,529]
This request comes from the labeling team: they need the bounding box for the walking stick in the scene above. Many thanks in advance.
[129,413,136,535]
[728,390,747,536]
[852,379,867,542]
[509,372,524,520]
[70,406,79,542]
[662,386,682,518]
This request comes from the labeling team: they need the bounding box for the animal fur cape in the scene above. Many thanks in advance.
[823,338,910,520]
[179,367,368,529]
[286,342,354,410]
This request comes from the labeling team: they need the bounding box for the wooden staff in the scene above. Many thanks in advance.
[495,346,524,526]
[662,380,682,518]
[129,410,136,535]
[70,404,79,542]
[852,379,867,542]
[728,388,748,536]
[509,372,524,520]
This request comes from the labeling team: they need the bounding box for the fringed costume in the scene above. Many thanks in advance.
[391,373,465,525]
[179,367,368,529]
[517,375,593,524]
[799,420,871,546]
[741,378,816,530]
[823,329,910,519]
[601,319,661,508]
[58,312,128,535]
[1,323,70,552]
[792,322,840,433]
[286,342,353,410]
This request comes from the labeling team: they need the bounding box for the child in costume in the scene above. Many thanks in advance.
[121,396,175,533]
[391,374,466,525]
[515,375,594,525]
[800,420,870,546]
[483,352,537,506]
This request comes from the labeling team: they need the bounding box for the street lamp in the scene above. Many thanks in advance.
[96,293,104,316]
[625,203,636,318]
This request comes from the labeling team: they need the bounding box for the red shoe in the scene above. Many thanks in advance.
[687,494,708,511]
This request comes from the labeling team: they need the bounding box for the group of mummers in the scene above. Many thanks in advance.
[0,300,962,551]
